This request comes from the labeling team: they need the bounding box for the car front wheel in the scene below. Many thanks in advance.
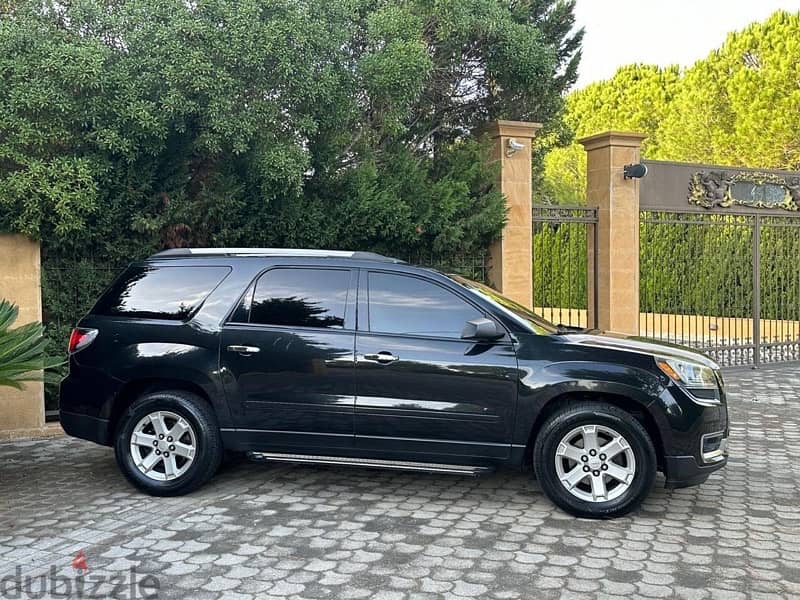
[115,390,223,496]
[533,402,656,519]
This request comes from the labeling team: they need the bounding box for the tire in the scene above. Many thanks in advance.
[533,402,656,519]
[114,390,223,496]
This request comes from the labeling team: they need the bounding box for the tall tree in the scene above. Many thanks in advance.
[540,64,679,203]
[541,10,800,204]
[659,10,800,169]
[0,0,582,255]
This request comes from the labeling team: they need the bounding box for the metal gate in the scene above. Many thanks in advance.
[639,160,800,367]
[532,205,597,329]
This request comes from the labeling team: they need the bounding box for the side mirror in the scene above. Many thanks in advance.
[461,318,504,341]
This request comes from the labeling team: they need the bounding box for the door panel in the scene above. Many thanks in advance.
[354,270,519,459]
[221,326,355,448]
[355,333,518,458]
[220,266,357,450]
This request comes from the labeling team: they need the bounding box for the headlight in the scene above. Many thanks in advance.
[656,357,720,405]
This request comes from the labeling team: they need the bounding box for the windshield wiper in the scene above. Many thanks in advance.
[556,323,587,334]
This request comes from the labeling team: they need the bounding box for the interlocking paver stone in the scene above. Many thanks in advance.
[1,364,800,598]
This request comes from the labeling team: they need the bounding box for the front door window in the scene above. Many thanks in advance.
[367,271,481,338]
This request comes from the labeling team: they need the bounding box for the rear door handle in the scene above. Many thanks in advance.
[227,345,260,355]
[361,352,399,364]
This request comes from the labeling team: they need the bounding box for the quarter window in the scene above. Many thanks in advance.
[92,266,231,321]
[367,272,482,338]
[249,268,350,329]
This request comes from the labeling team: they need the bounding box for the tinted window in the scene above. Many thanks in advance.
[368,272,481,338]
[92,266,230,320]
[250,268,350,329]
[449,275,556,335]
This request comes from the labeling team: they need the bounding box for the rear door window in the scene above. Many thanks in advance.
[92,266,231,320]
[248,268,351,329]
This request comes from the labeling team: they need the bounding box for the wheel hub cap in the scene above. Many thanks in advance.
[130,410,197,481]
[554,424,636,503]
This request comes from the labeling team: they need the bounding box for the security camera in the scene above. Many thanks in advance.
[623,163,648,179]
[506,138,525,157]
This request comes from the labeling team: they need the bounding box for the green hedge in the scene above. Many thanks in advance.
[532,213,800,322]
[533,221,588,311]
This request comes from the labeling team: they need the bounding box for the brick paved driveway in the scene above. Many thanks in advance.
[1,365,799,599]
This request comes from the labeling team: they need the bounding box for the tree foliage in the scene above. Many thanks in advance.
[539,63,680,203]
[0,0,582,257]
[541,10,800,204]
[658,10,800,169]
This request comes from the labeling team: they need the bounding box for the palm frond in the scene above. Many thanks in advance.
[0,299,65,389]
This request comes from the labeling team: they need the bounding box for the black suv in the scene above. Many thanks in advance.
[60,249,728,518]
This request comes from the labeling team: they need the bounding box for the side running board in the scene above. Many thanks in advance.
[250,452,493,476]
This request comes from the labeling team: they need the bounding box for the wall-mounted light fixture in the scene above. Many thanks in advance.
[623,163,648,179]
[506,138,525,157]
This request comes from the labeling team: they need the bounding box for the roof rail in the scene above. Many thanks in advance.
[151,248,403,263]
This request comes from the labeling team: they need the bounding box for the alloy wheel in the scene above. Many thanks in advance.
[554,424,636,502]
[129,410,197,481]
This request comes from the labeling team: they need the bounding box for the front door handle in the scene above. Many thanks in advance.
[227,345,260,355]
[361,352,399,364]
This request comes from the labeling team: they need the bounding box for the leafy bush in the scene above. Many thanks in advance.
[533,221,588,311]
[0,299,62,389]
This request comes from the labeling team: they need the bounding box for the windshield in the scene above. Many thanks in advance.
[448,275,558,335]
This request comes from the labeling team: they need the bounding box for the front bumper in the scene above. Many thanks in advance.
[663,434,728,488]
[654,378,729,488]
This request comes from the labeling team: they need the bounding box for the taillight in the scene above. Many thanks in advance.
[68,328,98,354]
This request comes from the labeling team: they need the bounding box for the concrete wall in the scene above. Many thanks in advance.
[0,234,45,437]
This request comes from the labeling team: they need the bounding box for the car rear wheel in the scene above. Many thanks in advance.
[115,390,223,496]
[533,402,656,519]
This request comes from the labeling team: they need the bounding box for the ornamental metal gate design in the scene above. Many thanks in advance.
[640,160,800,367]
[532,205,598,330]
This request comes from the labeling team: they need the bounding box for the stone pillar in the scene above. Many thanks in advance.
[579,131,646,335]
[485,120,542,308]
[0,234,45,436]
